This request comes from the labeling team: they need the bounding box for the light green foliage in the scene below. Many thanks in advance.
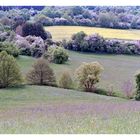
[0,42,19,57]
[0,51,23,88]
[75,62,104,92]
[98,13,119,28]
[45,46,69,64]
[135,71,140,100]
[58,70,73,89]
[26,58,56,86]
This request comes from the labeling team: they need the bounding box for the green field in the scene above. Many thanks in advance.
[1,85,140,134]
[51,51,139,94]
[1,26,140,133]
[0,51,140,133]
[46,26,140,41]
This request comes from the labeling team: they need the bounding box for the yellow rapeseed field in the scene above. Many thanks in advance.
[46,26,140,41]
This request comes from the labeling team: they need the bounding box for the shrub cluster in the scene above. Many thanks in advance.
[15,35,47,58]
[0,42,19,57]
[22,22,52,40]
[63,31,140,55]
[44,45,69,64]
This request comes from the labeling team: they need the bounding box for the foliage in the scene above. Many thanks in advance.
[2,6,140,29]
[34,14,53,26]
[0,23,4,31]
[26,58,56,86]
[22,22,52,40]
[64,31,140,55]
[58,70,73,89]
[98,13,119,28]
[0,31,10,42]
[71,6,84,16]
[54,18,70,25]
[44,46,69,64]
[0,42,19,57]
[121,80,134,99]
[15,35,46,57]
[135,71,140,100]
[75,62,103,92]
[0,51,23,88]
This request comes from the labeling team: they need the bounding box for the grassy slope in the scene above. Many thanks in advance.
[17,52,139,94]
[51,51,139,94]
[0,85,140,134]
[0,53,140,133]
[46,26,140,41]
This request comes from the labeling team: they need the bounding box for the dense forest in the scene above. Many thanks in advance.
[1,6,140,29]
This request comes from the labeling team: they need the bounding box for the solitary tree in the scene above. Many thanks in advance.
[75,62,103,92]
[26,58,56,86]
[0,51,23,88]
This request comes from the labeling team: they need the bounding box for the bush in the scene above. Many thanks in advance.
[121,80,134,99]
[75,62,103,92]
[34,14,53,26]
[0,23,4,31]
[26,35,46,58]
[58,70,73,89]
[44,46,69,64]
[84,34,105,52]
[71,6,84,16]
[76,18,93,26]
[22,22,52,40]
[0,42,19,57]
[0,17,11,26]
[98,13,119,28]
[26,58,56,86]
[0,51,23,88]
[54,18,70,25]
[15,35,46,57]
[135,71,140,100]
[0,31,10,42]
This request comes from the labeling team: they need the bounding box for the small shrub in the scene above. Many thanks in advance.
[0,42,19,57]
[107,85,115,96]
[122,80,134,99]
[0,51,23,88]
[135,71,140,100]
[26,58,56,86]
[58,70,73,89]
[75,62,103,92]
[44,46,69,64]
